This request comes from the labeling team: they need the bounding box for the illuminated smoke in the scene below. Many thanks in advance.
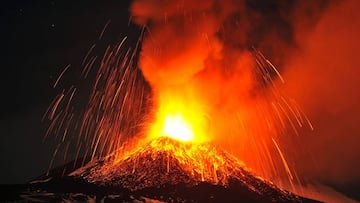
[282,0,360,190]
[129,0,320,188]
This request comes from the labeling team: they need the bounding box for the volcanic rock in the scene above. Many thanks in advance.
[1,137,321,202]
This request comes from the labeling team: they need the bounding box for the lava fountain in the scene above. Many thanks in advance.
[45,0,314,198]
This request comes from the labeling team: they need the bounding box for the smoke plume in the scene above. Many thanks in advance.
[130,0,359,197]
[282,0,360,190]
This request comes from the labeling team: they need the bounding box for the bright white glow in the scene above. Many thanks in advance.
[161,113,194,142]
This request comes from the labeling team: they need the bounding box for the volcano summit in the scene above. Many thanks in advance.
[3,137,320,202]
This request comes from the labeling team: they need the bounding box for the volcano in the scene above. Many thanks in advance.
[1,137,320,202]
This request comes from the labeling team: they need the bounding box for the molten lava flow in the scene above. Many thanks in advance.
[85,137,251,188]
[72,137,305,202]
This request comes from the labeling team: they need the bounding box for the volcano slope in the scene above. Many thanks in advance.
[1,137,321,202]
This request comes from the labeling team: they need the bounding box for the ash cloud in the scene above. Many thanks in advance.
[129,0,331,96]
[282,0,360,188]
[130,0,319,88]
[129,0,359,195]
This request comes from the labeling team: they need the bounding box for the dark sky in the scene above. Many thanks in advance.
[0,0,132,183]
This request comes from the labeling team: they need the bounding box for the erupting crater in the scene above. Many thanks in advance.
[72,137,250,189]
[59,136,316,202]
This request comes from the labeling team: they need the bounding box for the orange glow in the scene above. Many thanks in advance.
[99,137,250,188]
[161,113,194,142]
[148,89,209,144]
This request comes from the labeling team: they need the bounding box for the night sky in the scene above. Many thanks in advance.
[0,0,133,183]
[1,0,359,202]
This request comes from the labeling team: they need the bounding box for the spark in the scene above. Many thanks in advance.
[53,64,70,88]
[271,137,294,181]
[98,20,111,40]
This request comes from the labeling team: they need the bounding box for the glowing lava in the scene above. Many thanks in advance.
[160,113,194,142]
[71,136,308,203]
[147,90,209,144]
[85,137,249,187]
